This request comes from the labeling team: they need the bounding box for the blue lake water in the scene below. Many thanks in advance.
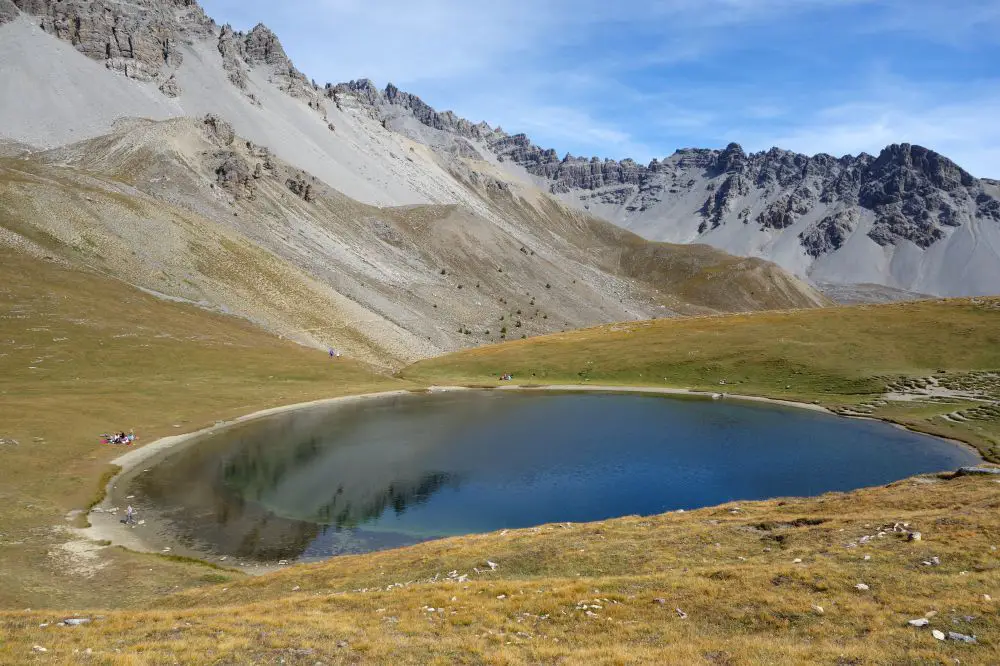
[127,391,979,561]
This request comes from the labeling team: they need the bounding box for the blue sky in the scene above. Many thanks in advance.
[200,0,1000,177]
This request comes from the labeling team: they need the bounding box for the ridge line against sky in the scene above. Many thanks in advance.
[200,0,1000,178]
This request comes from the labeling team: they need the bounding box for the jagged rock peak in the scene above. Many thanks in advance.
[0,0,19,24]
[244,22,289,68]
[11,0,216,81]
[870,143,975,190]
[717,142,747,174]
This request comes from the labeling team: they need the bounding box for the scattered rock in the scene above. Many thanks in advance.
[947,631,977,644]
[932,629,946,641]
[203,114,236,147]
[984,594,992,602]
[158,75,181,98]
[675,608,688,619]
[855,583,870,592]
[32,645,47,653]
[792,558,803,564]
[63,618,90,626]
[908,532,922,542]
[653,598,667,605]
[908,618,930,627]
[812,605,824,615]
[955,466,1000,476]
[487,560,499,571]
[337,640,349,648]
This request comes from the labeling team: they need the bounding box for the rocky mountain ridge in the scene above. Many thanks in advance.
[329,79,1000,296]
[1,0,997,297]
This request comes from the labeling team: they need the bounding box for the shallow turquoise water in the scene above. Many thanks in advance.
[129,391,979,561]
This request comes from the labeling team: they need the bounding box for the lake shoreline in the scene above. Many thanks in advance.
[81,383,984,573]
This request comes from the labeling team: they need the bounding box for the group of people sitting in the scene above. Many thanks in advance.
[499,373,513,381]
[102,430,136,446]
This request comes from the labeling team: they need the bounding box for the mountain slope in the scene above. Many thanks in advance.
[341,82,1000,298]
[3,1,997,302]
[1,115,825,366]
[0,3,827,366]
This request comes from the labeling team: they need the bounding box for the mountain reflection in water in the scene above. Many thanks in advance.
[129,391,980,562]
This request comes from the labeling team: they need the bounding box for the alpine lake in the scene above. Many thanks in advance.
[112,390,980,564]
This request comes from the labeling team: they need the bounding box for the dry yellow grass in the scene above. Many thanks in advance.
[1,474,997,664]
[1,251,998,664]
[0,250,405,609]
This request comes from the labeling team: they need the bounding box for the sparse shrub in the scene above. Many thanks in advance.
[546,283,551,289]
[500,326,507,335]
[543,314,548,319]
[457,284,463,289]
[516,309,522,315]
[515,321,522,328]
[521,334,526,339]
[441,268,447,275]
[497,267,503,273]
[485,330,490,335]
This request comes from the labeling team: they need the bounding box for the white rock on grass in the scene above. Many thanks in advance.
[855,583,870,591]
[932,629,946,641]
[908,618,930,627]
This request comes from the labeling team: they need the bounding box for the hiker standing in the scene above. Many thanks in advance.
[125,505,135,525]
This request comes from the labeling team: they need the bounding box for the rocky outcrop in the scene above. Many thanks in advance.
[860,144,980,247]
[13,0,214,80]
[699,173,750,231]
[213,151,255,199]
[0,0,18,24]
[216,22,320,106]
[800,209,859,257]
[202,114,234,146]
[158,74,180,97]
[285,173,315,201]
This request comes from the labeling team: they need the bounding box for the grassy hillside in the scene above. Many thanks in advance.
[0,255,997,664]
[0,251,404,608]
[2,467,997,664]
[404,298,1000,461]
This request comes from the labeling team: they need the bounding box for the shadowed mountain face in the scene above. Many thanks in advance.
[0,1,828,366]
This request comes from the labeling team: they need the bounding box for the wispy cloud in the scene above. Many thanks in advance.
[200,0,1000,176]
